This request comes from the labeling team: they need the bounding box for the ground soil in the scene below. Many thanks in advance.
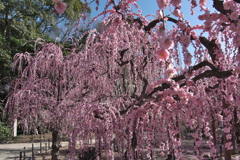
[1,133,52,144]
[2,134,240,160]
[34,139,240,160]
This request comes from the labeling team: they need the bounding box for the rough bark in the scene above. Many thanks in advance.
[51,130,61,160]
[223,99,232,160]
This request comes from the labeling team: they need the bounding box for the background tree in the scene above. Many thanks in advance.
[0,0,90,126]
[0,0,90,82]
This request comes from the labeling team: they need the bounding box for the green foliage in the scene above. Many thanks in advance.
[64,0,91,21]
[0,0,89,86]
[0,121,12,142]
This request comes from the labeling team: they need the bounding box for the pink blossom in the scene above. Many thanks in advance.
[216,114,223,121]
[223,0,234,10]
[146,85,154,93]
[235,66,240,73]
[178,22,187,30]
[236,54,240,61]
[190,31,198,39]
[229,11,239,20]
[171,0,181,7]
[207,141,214,147]
[156,0,169,9]
[180,35,191,46]
[223,127,231,133]
[161,37,174,49]
[199,0,206,6]
[210,13,220,21]
[225,142,233,150]
[210,147,217,154]
[165,68,176,78]
[204,20,212,30]
[156,48,169,61]
[190,119,197,125]
[228,75,237,82]
[225,114,232,121]
[191,133,198,138]
[173,9,182,17]
[204,127,210,133]
[196,98,204,105]
[126,0,138,3]
[198,15,205,20]
[233,37,240,48]
[195,138,202,146]
[226,134,232,140]
[186,80,194,86]
[184,52,192,66]
[158,23,165,36]
[166,96,174,103]
[54,1,67,14]
[238,112,240,118]
[185,71,195,78]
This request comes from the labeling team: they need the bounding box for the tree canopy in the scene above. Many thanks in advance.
[4,0,240,160]
[0,0,90,105]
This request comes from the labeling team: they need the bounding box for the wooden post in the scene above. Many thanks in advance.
[13,119,17,137]
[40,140,42,153]
[45,142,47,153]
[48,139,51,149]
[23,147,26,160]
[32,143,34,160]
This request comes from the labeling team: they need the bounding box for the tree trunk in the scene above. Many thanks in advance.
[224,133,232,160]
[51,130,61,160]
[131,131,138,160]
[230,107,238,155]
[223,98,231,160]
[212,116,216,146]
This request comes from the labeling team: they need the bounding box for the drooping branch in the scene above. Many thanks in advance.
[144,19,160,32]
[115,49,129,66]
[199,37,218,63]
[213,0,232,16]
[148,61,232,97]
[234,0,240,3]
[132,15,219,63]
[191,60,219,71]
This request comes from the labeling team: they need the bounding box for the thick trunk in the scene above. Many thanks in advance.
[211,116,216,146]
[223,99,232,160]
[51,130,61,160]
[230,107,238,155]
[131,131,138,160]
[224,133,232,160]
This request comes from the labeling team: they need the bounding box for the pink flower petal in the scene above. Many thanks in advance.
[55,2,67,14]
[156,48,169,61]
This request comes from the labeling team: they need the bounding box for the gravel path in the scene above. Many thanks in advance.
[1,140,240,160]
[0,142,68,160]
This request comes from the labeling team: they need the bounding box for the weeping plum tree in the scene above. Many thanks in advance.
[5,41,82,159]
[4,0,240,159]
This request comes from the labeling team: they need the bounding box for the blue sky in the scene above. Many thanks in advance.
[91,0,213,27]
[90,0,214,26]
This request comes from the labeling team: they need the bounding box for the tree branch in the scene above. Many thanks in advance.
[213,0,232,16]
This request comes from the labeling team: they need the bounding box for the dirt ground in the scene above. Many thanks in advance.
[2,134,240,160]
[34,139,240,160]
[2,133,52,144]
